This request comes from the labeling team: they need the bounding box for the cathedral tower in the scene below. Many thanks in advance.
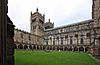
[92,0,100,19]
[30,8,45,36]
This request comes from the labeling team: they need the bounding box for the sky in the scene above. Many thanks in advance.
[8,0,92,32]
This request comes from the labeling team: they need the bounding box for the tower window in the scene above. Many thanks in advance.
[32,19,36,22]
[33,26,36,29]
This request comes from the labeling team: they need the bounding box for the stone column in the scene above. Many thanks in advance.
[72,46,74,52]
[0,0,8,65]
[77,46,79,52]
[16,44,18,50]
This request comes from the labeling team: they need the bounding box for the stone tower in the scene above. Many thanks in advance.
[92,0,100,27]
[30,8,45,36]
[92,0,100,19]
[44,19,54,29]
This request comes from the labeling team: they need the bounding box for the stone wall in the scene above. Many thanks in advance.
[14,29,44,50]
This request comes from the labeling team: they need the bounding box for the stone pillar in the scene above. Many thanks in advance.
[77,46,79,52]
[36,45,37,50]
[16,44,18,50]
[83,46,86,52]
[42,46,43,50]
[0,0,8,65]
[63,46,65,51]
[7,16,15,65]
[72,46,74,52]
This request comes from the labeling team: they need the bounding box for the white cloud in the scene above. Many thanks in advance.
[8,0,92,32]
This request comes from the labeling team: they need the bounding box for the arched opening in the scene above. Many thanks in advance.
[60,46,63,51]
[29,45,32,49]
[68,46,72,51]
[47,46,49,50]
[57,46,59,50]
[50,46,52,50]
[74,47,78,51]
[24,45,28,50]
[18,44,23,49]
[43,46,46,50]
[37,45,39,50]
[40,46,42,50]
[79,46,84,52]
[53,46,55,50]
[14,44,17,49]
[64,47,68,51]
[85,47,89,52]
[33,45,36,50]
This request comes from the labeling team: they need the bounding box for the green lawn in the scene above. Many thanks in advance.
[15,50,100,65]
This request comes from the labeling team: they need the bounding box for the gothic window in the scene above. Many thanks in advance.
[80,38,83,44]
[65,35,68,39]
[87,33,91,37]
[61,37,63,45]
[46,41,48,45]
[60,29,62,33]
[39,19,44,24]
[53,38,55,45]
[70,36,73,44]
[57,36,59,40]
[70,39,72,45]
[49,37,52,40]
[39,26,43,30]
[75,34,78,38]
[32,19,36,22]
[53,41,55,45]
[33,26,36,29]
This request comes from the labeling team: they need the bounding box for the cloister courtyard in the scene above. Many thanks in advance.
[15,50,100,65]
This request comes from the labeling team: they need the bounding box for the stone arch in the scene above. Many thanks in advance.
[46,46,49,50]
[24,45,28,50]
[43,45,46,50]
[40,46,42,50]
[74,46,78,51]
[64,47,68,51]
[50,46,52,50]
[37,45,39,50]
[57,46,59,50]
[18,44,23,49]
[85,47,89,52]
[14,44,17,49]
[53,46,55,50]
[79,46,84,52]
[60,46,63,51]
[29,45,32,49]
[33,45,36,50]
[68,46,72,51]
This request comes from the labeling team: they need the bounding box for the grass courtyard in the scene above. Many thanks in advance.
[15,50,100,65]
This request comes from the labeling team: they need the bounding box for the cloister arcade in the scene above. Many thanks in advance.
[14,42,89,52]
